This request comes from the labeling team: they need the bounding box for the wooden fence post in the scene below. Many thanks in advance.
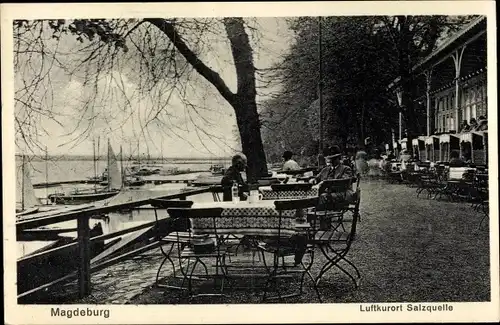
[77,214,91,298]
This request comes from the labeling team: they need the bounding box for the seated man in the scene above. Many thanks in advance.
[282,150,301,171]
[221,153,249,201]
[449,150,466,167]
[311,145,353,183]
[310,145,356,206]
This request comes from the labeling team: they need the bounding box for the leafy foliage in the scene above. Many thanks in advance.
[261,16,477,160]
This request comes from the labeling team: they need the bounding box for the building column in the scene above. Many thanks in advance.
[396,88,403,140]
[424,68,433,136]
[452,46,467,131]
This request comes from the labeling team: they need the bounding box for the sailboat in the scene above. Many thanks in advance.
[16,155,42,216]
[48,140,122,205]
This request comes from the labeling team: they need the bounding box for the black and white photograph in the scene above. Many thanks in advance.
[2,1,498,324]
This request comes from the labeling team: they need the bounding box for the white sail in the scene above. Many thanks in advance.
[108,144,123,190]
[16,156,41,210]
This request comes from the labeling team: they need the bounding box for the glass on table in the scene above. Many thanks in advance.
[276,174,287,184]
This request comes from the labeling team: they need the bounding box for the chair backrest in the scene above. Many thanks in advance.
[150,199,194,209]
[210,185,224,202]
[151,200,194,239]
[257,178,280,186]
[353,174,361,191]
[166,208,224,254]
[271,183,313,192]
[167,207,224,238]
[274,197,319,211]
[167,207,223,219]
[448,167,469,181]
[347,188,361,245]
[318,178,352,195]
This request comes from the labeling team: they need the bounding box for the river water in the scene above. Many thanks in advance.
[16,159,227,258]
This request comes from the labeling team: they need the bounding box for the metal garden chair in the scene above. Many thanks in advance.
[151,199,194,290]
[307,178,353,232]
[256,197,322,302]
[166,207,227,298]
[310,187,361,290]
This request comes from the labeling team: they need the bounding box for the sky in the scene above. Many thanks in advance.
[14,18,294,158]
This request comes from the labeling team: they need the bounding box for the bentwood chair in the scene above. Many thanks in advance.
[151,199,194,289]
[166,207,227,298]
[310,187,361,290]
[257,197,322,303]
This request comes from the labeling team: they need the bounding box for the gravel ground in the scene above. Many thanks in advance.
[129,178,490,304]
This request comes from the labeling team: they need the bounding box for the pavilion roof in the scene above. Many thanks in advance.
[388,16,486,91]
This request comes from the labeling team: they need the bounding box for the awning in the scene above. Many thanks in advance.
[425,137,434,145]
[418,136,427,142]
[440,134,450,143]
[412,139,419,146]
[460,132,472,142]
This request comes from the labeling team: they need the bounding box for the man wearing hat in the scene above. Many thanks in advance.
[282,150,301,171]
[311,145,353,183]
[309,145,355,229]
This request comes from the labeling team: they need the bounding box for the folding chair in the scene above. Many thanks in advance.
[151,199,194,289]
[257,197,322,302]
[270,183,314,192]
[478,200,489,230]
[311,187,361,289]
[307,178,353,232]
[166,207,227,298]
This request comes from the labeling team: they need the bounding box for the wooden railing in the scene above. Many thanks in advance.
[16,186,222,301]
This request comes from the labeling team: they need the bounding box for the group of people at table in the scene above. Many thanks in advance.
[216,145,356,266]
[220,145,356,204]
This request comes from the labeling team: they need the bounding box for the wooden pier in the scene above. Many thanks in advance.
[32,172,222,188]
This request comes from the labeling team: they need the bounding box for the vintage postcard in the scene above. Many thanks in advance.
[2,1,498,324]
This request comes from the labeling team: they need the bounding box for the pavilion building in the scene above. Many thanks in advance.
[388,16,488,164]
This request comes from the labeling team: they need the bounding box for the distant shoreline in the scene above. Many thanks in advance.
[15,155,232,162]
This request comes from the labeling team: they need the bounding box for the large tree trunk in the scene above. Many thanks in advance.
[146,18,268,182]
[224,18,268,182]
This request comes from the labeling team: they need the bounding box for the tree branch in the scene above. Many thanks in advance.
[144,18,236,105]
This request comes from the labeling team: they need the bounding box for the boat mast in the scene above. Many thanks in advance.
[21,154,25,211]
[93,138,97,193]
[120,145,124,189]
[45,146,49,204]
[97,136,101,180]
[107,138,111,192]
[137,142,140,166]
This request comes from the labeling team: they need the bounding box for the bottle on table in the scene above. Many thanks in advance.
[231,181,240,203]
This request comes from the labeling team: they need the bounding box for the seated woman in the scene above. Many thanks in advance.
[475,116,488,131]
[460,120,471,133]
